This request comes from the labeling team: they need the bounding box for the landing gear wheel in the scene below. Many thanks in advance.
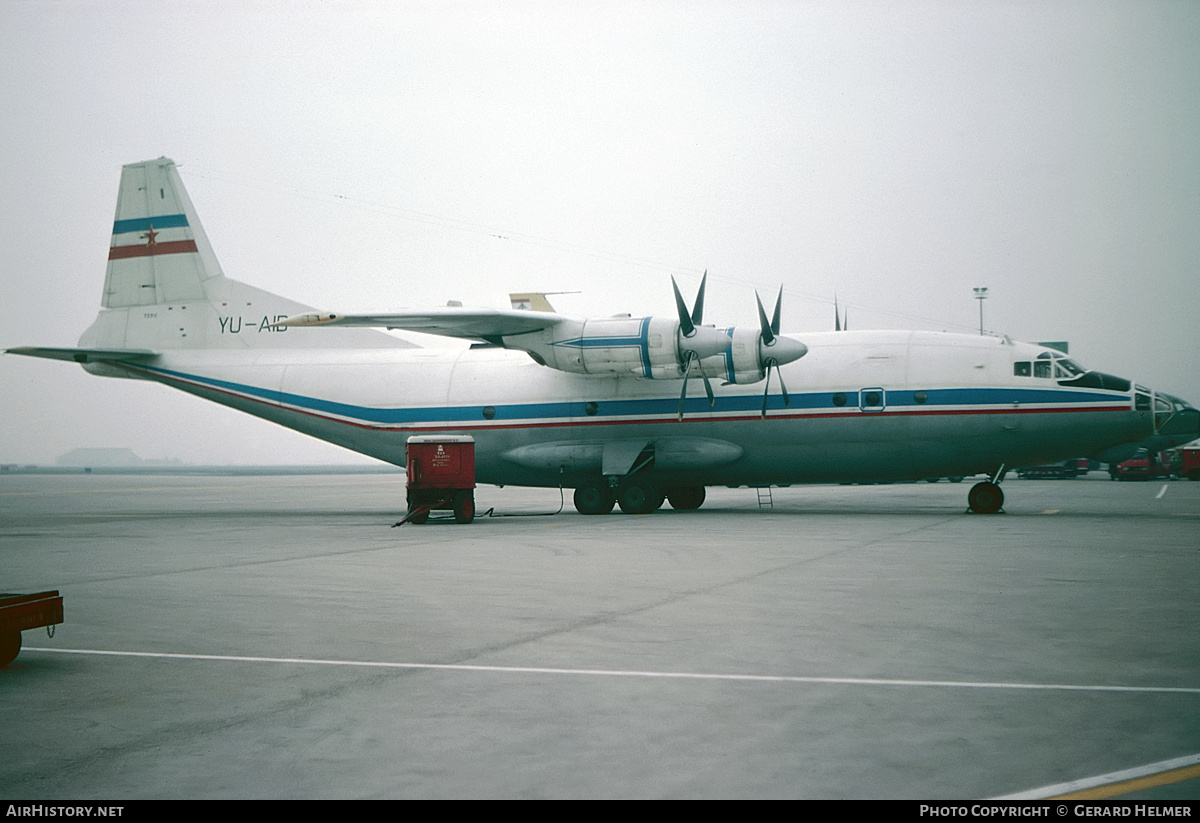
[968,481,1004,514]
[666,486,706,511]
[453,491,475,524]
[573,481,615,515]
[617,477,660,514]
[0,632,20,668]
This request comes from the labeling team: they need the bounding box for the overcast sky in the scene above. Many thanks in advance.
[2,0,1197,465]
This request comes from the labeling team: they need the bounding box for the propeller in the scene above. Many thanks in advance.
[673,271,727,421]
[835,295,848,331]
[755,287,806,418]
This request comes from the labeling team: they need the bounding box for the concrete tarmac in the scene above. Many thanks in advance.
[1,472,1198,799]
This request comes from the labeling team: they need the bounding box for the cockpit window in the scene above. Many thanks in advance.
[1015,352,1087,380]
[1055,359,1084,378]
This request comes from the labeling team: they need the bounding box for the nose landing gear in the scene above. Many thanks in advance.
[967,466,1007,514]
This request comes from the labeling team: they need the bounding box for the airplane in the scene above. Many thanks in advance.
[8,157,1199,519]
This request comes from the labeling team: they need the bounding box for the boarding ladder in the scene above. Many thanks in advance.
[755,486,774,509]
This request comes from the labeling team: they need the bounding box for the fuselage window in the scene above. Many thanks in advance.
[832,393,847,407]
[914,391,928,404]
[1014,362,1031,377]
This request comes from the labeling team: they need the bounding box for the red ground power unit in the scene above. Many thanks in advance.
[1,590,63,667]
[404,435,476,524]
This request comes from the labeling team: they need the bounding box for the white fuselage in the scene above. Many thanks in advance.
[96,329,1154,487]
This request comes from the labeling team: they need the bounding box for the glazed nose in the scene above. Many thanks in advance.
[1153,392,1200,438]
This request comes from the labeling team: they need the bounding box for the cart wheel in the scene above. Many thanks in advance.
[453,491,475,524]
[0,632,20,668]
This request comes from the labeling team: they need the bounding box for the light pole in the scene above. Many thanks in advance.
[973,287,988,335]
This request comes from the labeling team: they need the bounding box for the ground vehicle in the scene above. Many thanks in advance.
[0,591,63,667]
[402,435,476,524]
[1180,443,1200,481]
[1017,460,1085,479]
[1109,449,1154,480]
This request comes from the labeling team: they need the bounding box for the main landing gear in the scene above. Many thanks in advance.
[575,472,1007,515]
[967,466,1007,514]
[572,477,706,515]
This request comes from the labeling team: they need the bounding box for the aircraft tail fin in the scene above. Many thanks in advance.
[103,157,223,308]
[78,158,408,353]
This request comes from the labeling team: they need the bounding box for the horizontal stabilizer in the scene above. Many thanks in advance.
[279,307,565,343]
[6,346,158,364]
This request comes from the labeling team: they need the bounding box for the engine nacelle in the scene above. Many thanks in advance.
[525,316,729,378]
[708,326,807,385]
[713,326,767,385]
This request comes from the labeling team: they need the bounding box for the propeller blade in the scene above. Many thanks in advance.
[760,360,773,419]
[771,286,783,336]
[677,355,691,421]
[671,276,696,338]
[775,359,790,407]
[755,291,775,347]
[679,350,717,421]
[835,295,841,332]
[699,356,715,406]
[692,270,707,327]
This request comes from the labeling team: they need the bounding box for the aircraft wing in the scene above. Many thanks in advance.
[6,346,158,363]
[279,308,566,343]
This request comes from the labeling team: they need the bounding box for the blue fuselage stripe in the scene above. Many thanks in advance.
[130,363,1130,428]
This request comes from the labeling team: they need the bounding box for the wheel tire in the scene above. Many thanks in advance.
[666,486,706,511]
[968,481,1004,514]
[573,481,615,515]
[948,476,964,483]
[0,632,20,668]
[453,491,475,524]
[617,477,659,515]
